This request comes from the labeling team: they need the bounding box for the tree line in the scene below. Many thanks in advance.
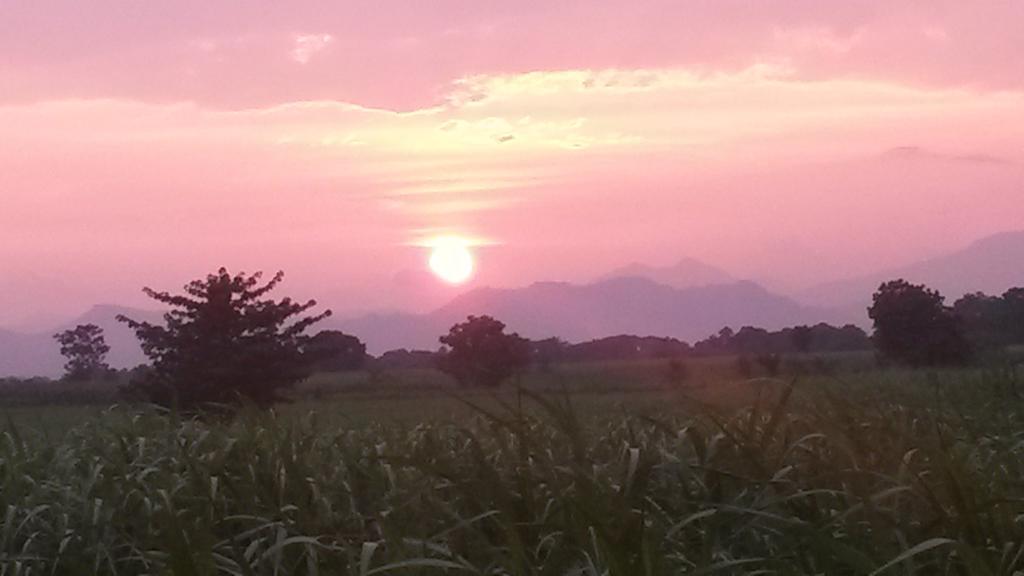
[47,268,1024,413]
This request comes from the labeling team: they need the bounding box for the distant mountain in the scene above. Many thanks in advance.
[600,257,735,288]
[1,278,839,377]
[0,329,58,379]
[799,231,1024,315]
[0,305,159,378]
[333,277,834,354]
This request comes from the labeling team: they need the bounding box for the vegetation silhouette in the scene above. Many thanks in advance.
[953,288,1024,351]
[117,268,330,411]
[53,323,110,380]
[692,323,870,356]
[869,279,971,367]
[790,324,813,353]
[305,330,367,372]
[437,315,530,387]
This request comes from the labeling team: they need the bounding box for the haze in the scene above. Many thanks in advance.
[3,1,1023,329]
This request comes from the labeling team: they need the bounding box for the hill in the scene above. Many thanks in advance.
[0,305,159,378]
[800,231,1024,314]
[334,277,834,354]
[599,257,735,288]
[2,278,839,377]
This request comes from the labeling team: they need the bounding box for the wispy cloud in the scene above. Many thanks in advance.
[290,33,333,64]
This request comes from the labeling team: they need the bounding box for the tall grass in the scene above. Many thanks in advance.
[2,372,1023,575]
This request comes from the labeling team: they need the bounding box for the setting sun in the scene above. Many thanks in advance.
[428,238,475,284]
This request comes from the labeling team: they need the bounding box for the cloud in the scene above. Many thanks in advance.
[1,57,1023,322]
[290,33,333,64]
[880,146,1014,166]
[3,66,1022,218]
[1,1,1023,110]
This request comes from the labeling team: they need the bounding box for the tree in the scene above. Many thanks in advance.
[952,292,1006,351]
[53,324,110,380]
[790,325,813,354]
[530,337,568,371]
[1004,288,1024,343]
[437,315,529,387]
[305,330,366,372]
[117,268,331,410]
[868,279,971,367]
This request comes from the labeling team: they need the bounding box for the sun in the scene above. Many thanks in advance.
[428,238,475,284]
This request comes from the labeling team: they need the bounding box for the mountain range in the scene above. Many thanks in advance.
[2,230,1022,377]
[598,257,736,288]
[799,231,1024,310]
[331,277,832,354]
[0,306,161,379]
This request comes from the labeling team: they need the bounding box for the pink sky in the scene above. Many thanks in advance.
[2,1,1023,328]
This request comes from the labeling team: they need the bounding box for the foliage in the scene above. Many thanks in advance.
[305,330,367,372]
[117,268,330,411]
[953,288,1024,350]
[2,373,1024,574]
[437,315,530,387]
[373,348,438,370]
[529,337,569,371]
[52,323,110,380]
[869,279,971,367]
[694,323,870,356]
[791,324,813,353]
[560,334,689,363]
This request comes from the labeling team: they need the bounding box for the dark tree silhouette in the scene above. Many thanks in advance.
[53,324,110,380]
[563,335,689,363]
[529,337,568,371]
[437,315,530,387]
[791,325,813,354]
[868,279,971,367]
[952,288,1024,351]
[117,268,331,410]
[1005,288,1024,343]
[305,330,366,372]
[953,292,1007,351]
[692,323,868,356]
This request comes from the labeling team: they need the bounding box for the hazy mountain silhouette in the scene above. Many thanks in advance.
[0,304,159,378]
[800,231,1024,314]
[0,329,58,379]
[599,257,735,288]
[5,232,1020,377]
[332,277,832,354]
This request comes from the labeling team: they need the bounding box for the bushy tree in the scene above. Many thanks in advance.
[952,288,1024,351]
[1004,288,1024,343]
[953,292,1007,351]
[437,315,529,387]
[305,330,366,372]
[53,324,110,380]
[117,268,331,410]
[868,279,971,367]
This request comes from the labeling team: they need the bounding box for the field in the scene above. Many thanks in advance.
[2,357,1024,575]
